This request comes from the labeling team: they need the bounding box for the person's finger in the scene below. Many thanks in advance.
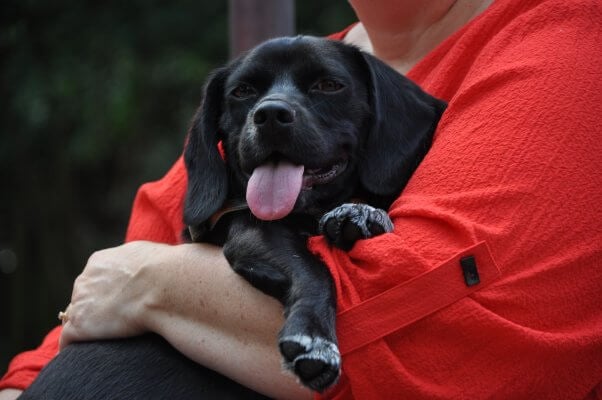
[59,305,86,350]
[58,321,71,350]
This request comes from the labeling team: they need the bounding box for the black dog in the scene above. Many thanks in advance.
[21,36,445,398]
[182,35,445,391]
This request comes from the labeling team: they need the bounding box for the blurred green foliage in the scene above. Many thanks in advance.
[0,0,355,373]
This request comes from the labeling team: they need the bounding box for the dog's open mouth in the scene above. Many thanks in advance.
[246,158,347,221]
[303,160,347,188]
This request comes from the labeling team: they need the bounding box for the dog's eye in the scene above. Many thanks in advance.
[312,79,344,93]
[231,84,256,99]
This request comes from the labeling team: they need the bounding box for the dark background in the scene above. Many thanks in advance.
[0,0,355,374]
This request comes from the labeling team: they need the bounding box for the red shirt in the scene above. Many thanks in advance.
[3,0,601,398]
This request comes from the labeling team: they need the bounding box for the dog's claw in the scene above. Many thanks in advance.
[319,203,393,250]
[279,335,340,392]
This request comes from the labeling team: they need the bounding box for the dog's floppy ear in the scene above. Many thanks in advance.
[359,52,447,197]
[183,67,229,228]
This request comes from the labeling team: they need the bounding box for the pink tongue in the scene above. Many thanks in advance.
[246,161,304,220]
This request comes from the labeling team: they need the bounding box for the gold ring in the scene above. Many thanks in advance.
[58,309,69,323]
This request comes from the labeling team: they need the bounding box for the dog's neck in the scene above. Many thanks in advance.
[209,200,250,231]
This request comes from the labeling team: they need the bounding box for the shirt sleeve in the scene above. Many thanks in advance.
[311,1,602,399]
[124,156,187,244]
[0,327,61,391]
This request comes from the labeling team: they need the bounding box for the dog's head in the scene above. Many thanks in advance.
[184,36,446,227]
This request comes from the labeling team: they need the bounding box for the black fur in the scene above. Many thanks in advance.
[21,334,269,400]
[21,36,445,399]
[182,36,445,391]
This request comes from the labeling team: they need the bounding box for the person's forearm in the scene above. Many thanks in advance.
[58,241,312,398]
[141,243,312,400]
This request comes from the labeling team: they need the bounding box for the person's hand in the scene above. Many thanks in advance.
[59,241,174,349]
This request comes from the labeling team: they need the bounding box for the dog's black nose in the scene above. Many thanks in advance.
[254,100,295,127]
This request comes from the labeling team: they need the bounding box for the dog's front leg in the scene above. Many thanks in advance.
[222,217,340,392]
[276,248,340,393]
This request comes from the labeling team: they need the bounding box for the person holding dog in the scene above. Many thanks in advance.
[2,0,601,399]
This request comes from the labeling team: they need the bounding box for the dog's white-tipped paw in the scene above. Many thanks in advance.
[279,335,341,392]
[319,203,393,250]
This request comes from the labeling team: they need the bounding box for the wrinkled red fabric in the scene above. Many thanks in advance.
[0,327,61,391]
[3,0,601,398]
